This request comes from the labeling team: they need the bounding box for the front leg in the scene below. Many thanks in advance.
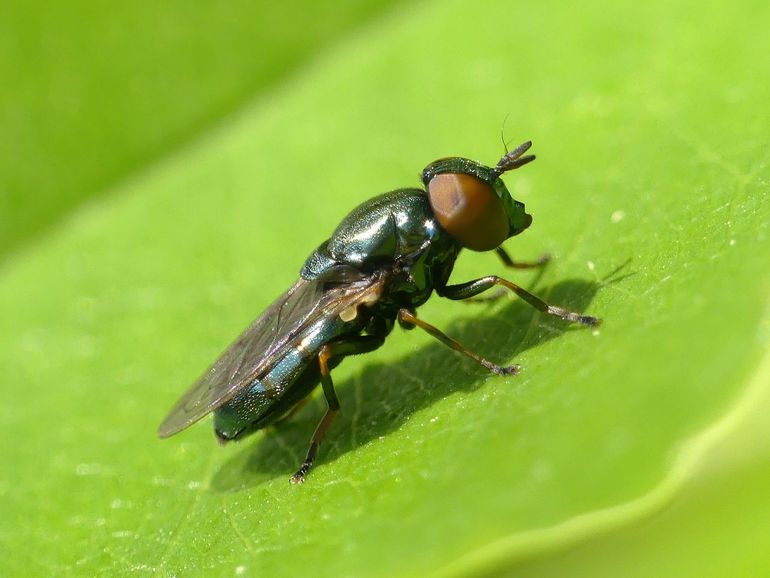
[437,275,601,326]
[462,248,551,304]
[496,247,550,269]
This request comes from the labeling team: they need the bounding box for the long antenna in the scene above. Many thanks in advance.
[500,113,512,154]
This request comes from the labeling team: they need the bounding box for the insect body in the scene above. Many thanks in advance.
[158,141,600,483]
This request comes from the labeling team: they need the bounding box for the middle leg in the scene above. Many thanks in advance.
[397,309,519,375]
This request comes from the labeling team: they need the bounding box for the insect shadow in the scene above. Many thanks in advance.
[210,276,604,492]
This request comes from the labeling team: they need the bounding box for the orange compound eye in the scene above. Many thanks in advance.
[427,172,509,251]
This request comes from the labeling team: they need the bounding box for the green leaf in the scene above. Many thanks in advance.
[492,354,770,578]
[1,0,769,577]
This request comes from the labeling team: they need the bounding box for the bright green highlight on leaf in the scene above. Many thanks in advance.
[1,0,769,576]
[496,351,770,578]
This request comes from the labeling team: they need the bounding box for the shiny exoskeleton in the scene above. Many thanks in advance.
[158,141,601,483]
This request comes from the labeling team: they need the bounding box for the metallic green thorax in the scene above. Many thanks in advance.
[301,188,460,307]
[421,157,531,237]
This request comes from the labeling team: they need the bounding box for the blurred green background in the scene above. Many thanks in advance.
[1,0,769,577]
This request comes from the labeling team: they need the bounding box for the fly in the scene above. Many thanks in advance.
[158,140,601,483]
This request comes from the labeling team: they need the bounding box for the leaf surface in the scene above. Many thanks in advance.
[1,0,769,576]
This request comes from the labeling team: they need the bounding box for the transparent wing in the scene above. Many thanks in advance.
[158,268,384,437]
